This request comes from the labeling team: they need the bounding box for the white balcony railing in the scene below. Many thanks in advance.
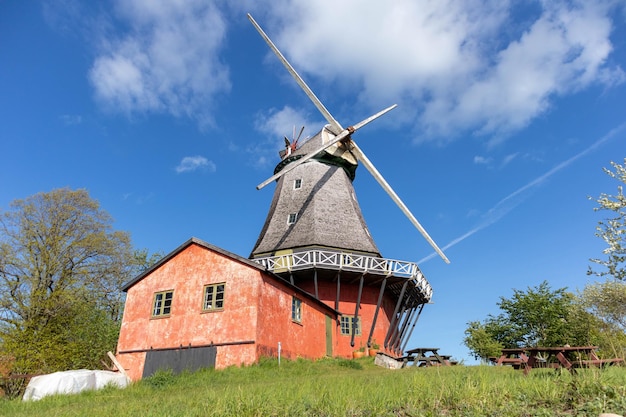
[252,249,433,301]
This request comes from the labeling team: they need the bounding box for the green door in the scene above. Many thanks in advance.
[325,315,333,356]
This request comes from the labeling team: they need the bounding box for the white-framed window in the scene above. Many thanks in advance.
[340,315,361,336]
[294,179,302,189]
[152,290,174,317]
[203,283,225,311]
[288,213,297,224]
[292,296,302,323]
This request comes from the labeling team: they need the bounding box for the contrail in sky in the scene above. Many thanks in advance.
[418,122,626,264]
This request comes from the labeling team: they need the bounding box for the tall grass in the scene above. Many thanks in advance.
[1,357,625,416]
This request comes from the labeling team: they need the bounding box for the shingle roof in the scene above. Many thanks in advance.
[250,130,380,258]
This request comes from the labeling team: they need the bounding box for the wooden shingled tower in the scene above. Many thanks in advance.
[247,15,449,356]
[250,126,380,258]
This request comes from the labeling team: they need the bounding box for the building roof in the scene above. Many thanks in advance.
[121,237,339,316]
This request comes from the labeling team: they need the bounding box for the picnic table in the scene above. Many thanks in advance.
[402,347,451,367]
[523,346,623,374]
[493,348,529,369]
[493,346,623,374]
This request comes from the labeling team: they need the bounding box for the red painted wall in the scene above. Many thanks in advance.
[298,280,395,357]
[256,275,332,360]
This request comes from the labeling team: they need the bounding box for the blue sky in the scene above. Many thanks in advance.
[1,1,625,364]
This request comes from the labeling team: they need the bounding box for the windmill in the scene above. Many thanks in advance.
[247,14,448,355]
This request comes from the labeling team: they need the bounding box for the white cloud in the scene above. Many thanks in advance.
[175,156,216,174]
[250,0,623,144]
[473,156,492,165]
[501,153,519,167]
[254,106,319,142]
[83,0,623,145]
[474,153,518,168]
[440,1,619,144]
[59,114,82,125]
[89,0,230,127]
[251,106,322,166]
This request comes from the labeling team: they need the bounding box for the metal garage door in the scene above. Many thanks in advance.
[142,346,217,378]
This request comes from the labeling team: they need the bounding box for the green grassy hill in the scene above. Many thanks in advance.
[2,357,625,416]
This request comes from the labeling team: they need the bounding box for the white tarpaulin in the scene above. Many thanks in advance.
[22,369,130,401]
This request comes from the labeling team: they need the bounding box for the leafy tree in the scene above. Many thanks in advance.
[496,281,578,347]
[579,280,626,330]
[0,188,142,377]
[463,321,503,362]
[588,158,626,281]
[577,280,626,358]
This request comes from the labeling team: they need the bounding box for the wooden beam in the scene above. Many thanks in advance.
[107,351,130,380]
[393,307,414,354]
[401,304,424,353]
[334,271,341,312]
[384,280,409,349]
[367,276,387,347]
[388,308,406,354]
[350,274,365,348]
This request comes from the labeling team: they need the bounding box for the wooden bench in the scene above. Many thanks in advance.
[498,358,526,369]
[494,348,529,369]
[417,356,444,367]
[439,355,459,366]
[398,355,415,368]
[499,358,525,364]
[571,358,624,368]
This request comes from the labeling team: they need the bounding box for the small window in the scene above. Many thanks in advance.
[288,213,297,224]
[292,297,302,323]
[203,283,225,311]
[294,179,302,189]
[340,315,361,336]
[152,291,173,317]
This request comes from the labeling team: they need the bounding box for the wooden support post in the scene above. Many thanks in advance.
[367,276,387,347]
[390,307,409,354]
[401,304,424,353]
[334,271,341,312]
[350,274,365,348]
[393,306,414,353]
[107,351,129,380]
[313,268,319,299]
[387,310,402,352]
[384,280,409,349]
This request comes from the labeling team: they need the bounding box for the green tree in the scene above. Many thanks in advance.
[496,281,578,347]
[577,280,626,358]
[579,280,626,330]
[589,158,626,281]
[463,321,503,362]
[0,188,142,377]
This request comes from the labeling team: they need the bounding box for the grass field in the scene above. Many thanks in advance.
[1,357,625,416]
